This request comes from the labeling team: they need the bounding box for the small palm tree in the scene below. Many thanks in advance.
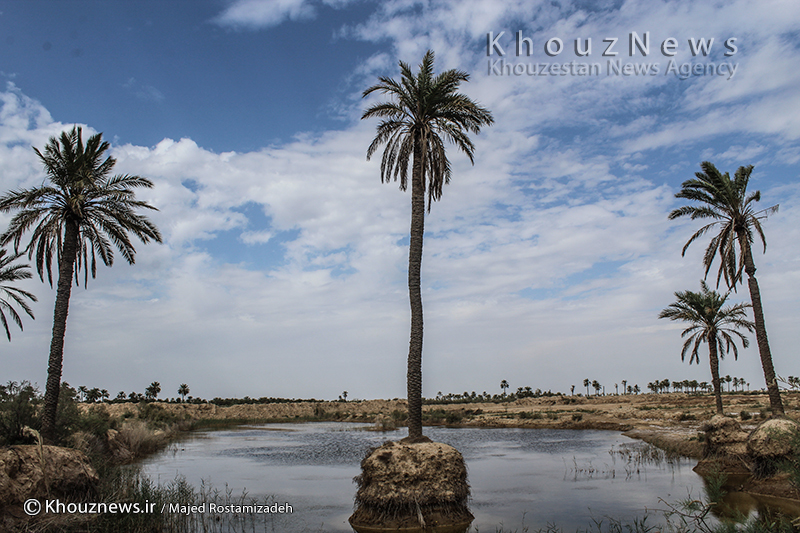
[669,162,783,414]
[0,126,162,442]
[659,281,754,414]
[362,51,493,442]
[178,384,190,402]
[0,249,36,340]
[583,378,590,396]
[500,380,509,397]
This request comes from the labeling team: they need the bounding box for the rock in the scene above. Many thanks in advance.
[349,440,473,531]
[700,415,749,457]
[0,445,99,509]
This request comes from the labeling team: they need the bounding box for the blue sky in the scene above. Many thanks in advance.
[1,0,799,401]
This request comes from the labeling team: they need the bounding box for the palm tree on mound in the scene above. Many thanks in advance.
[0,249,37,340]
[362,50,493,442]
[669,161,783,415]
[658,281,754,414]
[0,126,162,442]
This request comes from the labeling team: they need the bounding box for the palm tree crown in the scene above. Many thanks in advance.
[362,50,493,442]
[659,281,754,413]
[363,50,494,211]
[0,126,162,442]
[668,162,776,288]
[668,161,783,415]
[0,249,37,340]
[0,127,162,286]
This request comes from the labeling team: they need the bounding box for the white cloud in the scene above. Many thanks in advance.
[214,0,359,29]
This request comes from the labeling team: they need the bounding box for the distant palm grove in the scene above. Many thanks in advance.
[0,52,789,443]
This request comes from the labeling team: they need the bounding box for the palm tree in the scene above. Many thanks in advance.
[658,281,754,414]
[583,378,590,396]
[669,162,783,415]
[145,381,161,401]
[500,380,509,397]
[0,126,162,442]
[362,51,493,442]
[0,249,37,340]
[178,384,190,402]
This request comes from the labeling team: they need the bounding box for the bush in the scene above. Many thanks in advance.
[76,404,117,438]
[0,380,40,445]
[740,410,752,421]
[137,402,184,427]
[571,413,583,422]
[390,409,408,422]
[445,411,464,424]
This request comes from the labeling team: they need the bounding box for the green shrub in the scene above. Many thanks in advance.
[390,409,407,422]
[0,380,40,445]
[76,404,117,439]
[137,402,184,427]
[571,413,583,422]
[740,410,752,421]
[445,411,464,424]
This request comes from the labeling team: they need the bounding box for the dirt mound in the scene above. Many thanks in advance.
[700,415,749,457]
[747,418,800,479]
[0,445,98,509]
[747,418,800,458]
[350,440,473,530]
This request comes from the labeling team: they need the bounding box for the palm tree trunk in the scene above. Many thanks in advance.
[405,130,426,443]
[41,218,79,443]
[708,335,724,415]
[738,234,784,415]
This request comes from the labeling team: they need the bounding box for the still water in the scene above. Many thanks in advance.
[140,423,704,532]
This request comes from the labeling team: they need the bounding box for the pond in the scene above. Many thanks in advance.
[139,423,710,532]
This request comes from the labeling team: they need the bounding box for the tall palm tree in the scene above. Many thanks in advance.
[362,50,493,442]
[0,249,37,340]
[0,126,162,442]
[669,162,783,414]
[178,383,190,402]
[658,281,754,414]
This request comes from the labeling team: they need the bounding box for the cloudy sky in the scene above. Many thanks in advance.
[1,0,798,401]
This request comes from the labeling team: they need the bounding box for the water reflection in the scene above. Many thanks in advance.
[140,423,707,532]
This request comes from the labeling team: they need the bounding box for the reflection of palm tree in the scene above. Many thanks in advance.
[659,281,754,414]
[0,249,36,340]
[669,162,783,414]
[362,51,493,442]
[0,127,162,442]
